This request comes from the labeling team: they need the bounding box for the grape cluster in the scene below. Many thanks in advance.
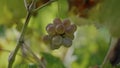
[43,18,77,50]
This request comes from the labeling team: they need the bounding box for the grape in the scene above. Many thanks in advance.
[63,33,74,40]
[71,24,77,31]
[52,35,62,45]
[44,18,77,49]
[46,23,56,35]
[62,37,72,47]
[65,24,77,34]
[53,18,62,26]
[42,35,51,44]
[50,44,60,50]
[62,19,71,27]
[55,24,65,34]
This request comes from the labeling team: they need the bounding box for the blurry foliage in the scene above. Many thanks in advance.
[0,0,120,68]
[99,0,120,37]
[41,52,65,68]
[72,26,110,68]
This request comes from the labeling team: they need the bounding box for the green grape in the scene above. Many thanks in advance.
[62,19,71,27]
[65,24,77,34]
[46,23,56,35]
[62,37,72,47]
[42,35,51,44]
[53,18,62,26]
[55,24,65,34]
[52,35,62,45]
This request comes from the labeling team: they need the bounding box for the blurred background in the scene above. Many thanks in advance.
[0,0,113,68]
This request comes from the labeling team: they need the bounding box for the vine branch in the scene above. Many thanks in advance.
[8,10,32,68]
[8,0,56,68]
[101,37,118,68]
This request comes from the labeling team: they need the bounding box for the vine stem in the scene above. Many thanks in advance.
[101,37,118,68]
[8,0,56,68]
[8,11,32,68]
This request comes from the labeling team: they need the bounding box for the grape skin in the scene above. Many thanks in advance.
[42,35,51,44]
[55,24,65,34]
[62,37,72,47]
[62,19,71,27]
[53,18,62,26]
[46,24,56,35]
[65,24,77,35]
[52,35,62,46]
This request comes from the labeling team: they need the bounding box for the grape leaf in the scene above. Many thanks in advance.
[41,52,65,68]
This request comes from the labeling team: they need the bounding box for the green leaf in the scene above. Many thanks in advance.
[14,62,28,68]
[28,63,37,68]
[41,52,65,68]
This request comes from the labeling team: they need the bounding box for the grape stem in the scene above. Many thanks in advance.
[8,0,56,68]
[24,0,28,11]
[33,0,57,12]
[101,37,118,68]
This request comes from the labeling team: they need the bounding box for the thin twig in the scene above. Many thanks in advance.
[101,37,118,68]
[0,48,35,62]
[8,0,55,68]
[33,0,56,12]
[0,48,11,53]
[8,0,37,67]
[23,42,46,68]
[24,0,28,11]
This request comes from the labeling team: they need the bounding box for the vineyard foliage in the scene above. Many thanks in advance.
[0,0,120,68]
